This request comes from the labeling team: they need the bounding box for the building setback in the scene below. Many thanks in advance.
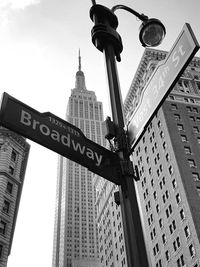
[52,52,104,267]
[0,127,30,267]
[125,48,200,267]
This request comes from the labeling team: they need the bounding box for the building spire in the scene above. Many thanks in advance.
[78,49,81,71]
[75,49,86,90]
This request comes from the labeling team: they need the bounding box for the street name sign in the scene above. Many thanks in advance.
[128,23,199,151]
[0,92,121,184]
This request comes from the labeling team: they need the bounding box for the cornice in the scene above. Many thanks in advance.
[123,48,200,122]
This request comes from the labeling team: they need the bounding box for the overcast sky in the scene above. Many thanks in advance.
[0,0,200,266]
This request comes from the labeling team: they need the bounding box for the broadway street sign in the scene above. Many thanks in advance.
[128,23,199,150]
[0,92,121,184]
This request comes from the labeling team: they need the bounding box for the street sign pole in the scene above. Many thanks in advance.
[90,5,148,267]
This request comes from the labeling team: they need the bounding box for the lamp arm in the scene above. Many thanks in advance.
[111,5,148,21]
[91,0,96,5]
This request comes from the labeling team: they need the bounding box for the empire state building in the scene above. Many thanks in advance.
[52,52,104,267]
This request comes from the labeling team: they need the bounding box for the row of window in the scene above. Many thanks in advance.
[168,94,200,105]
[175,110,200,196]
[154,241,196,267]
[171,103,199,113]
[137,114,199,267]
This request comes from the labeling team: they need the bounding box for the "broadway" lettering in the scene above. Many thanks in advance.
[20,110,103,167]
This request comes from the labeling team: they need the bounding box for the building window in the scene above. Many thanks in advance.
[196,186,200,196]
[0,220,6,235]
[6,182,13,194]
[153,191,157,200]
[189,116,195,121]
[180,209,185,220]
[156,204,160,214]
[173,236,181,252]
[162,233,167,244]
[171,104,177,110]
[189,244,195,258]
[159,218,163,229]
[169,166,173,175]
[156,259,162,267]
[192,172,200,181]
[188,159,196,168]
[172,179,177,189]
[165,250,170,261]
[193,126,199,133]
[169,220,176,234]
[177,124,184,131]
[11,149,17,162]
[160,131,164,138]
[177,254,185,267]
[2,200,10,213]
[184,146,192,154]
[8,166,14,175]
[176,193,181,204]
[181,135,187,142]
[184,225,190,239]
[163,142,167,150]
[174,114,181,121]
[166,153,170,162]
[153,243,160,256]
[166,204,172,218]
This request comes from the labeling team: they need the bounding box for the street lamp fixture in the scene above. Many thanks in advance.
[139,18,166,47]
[111,4,166,47]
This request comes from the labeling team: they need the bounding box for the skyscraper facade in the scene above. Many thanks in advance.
[0,127,30,267]
[94,176,127,267]
[52,53,105,267]
[124,48,200,267]
[94,47,200,267]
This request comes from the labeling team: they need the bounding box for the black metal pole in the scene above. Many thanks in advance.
[90,5,149,267]
[104,42,148,267]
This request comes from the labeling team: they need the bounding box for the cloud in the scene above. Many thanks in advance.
[0,0,40,10]
[0,0,40,29]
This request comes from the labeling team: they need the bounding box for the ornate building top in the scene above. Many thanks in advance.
[75,49,87,91]
[124,48,200,122]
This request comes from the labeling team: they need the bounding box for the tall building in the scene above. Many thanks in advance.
[52,52,105,267]
[94,176,128,267]
[124,48,200,267]
[0,127,30,267]
[94,47,200,267]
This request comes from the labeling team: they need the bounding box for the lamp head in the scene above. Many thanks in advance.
[139,18,166,47]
